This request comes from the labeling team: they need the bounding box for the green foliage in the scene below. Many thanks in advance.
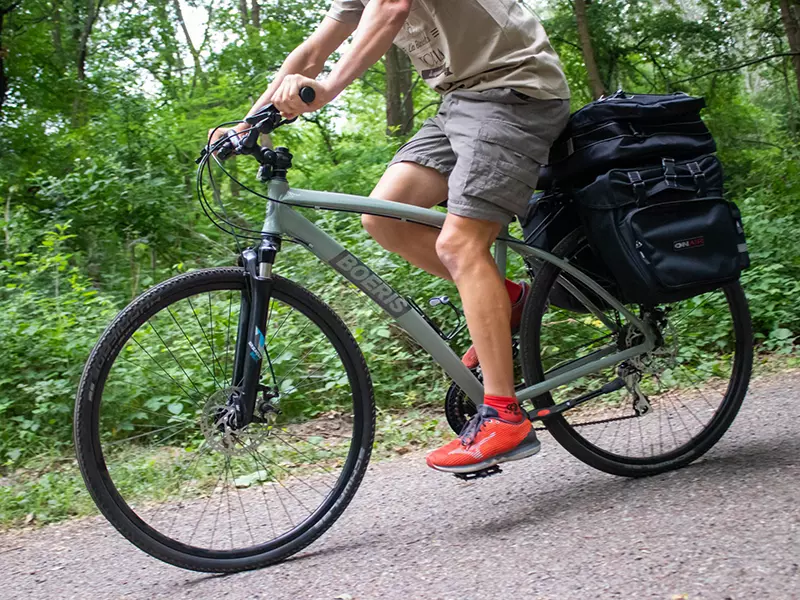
[0,224,119,462]
[0,0,799,524]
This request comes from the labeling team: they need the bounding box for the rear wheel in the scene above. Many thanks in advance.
[519,229,753,477]
[75,268,375,572]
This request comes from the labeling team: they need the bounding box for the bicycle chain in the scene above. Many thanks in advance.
[533,412,638,431]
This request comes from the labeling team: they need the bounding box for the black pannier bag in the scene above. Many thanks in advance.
[573,154,750,306]
[521,190,617,313]
[538,91,716,188]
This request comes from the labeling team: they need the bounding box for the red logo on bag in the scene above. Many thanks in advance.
[673,236,705,251]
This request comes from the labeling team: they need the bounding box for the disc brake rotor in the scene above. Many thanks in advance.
[624,315,679,375]
[200,387,273,457]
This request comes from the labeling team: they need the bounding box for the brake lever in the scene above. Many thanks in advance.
[197,130,237,163]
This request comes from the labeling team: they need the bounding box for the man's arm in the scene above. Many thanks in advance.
[271,0,412,118]
[210,16,356,144]
[246,16,357,119]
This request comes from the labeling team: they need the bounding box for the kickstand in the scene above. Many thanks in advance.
[453,465,503,481]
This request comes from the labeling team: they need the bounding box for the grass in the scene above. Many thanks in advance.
[1,351,797,531]
[0,406,452,529]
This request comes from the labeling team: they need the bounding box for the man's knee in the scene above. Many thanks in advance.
[361,213,378,237]
[435,229,477,276]
[436,216,500,277]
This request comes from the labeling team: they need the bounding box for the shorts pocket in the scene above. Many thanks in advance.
[463,122,544,214]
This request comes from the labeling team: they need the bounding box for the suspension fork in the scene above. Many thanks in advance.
[230,235,280,426]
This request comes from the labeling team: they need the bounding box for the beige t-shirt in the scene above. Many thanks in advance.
[327,0,570,100]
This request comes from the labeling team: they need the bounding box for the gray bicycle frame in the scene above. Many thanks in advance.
[262,178,657,402]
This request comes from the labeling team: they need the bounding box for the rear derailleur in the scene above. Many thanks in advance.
[618,362,652,417]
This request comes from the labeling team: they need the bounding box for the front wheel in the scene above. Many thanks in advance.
[520,229,753,477]
[74,268,375,572]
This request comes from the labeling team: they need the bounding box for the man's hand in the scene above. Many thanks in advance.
[271,75,331,120]
[207,126,246,158]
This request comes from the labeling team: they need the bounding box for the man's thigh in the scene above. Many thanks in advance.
[371,161,449,210]
[372,116,453,209]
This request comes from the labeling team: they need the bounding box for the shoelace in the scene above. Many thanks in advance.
[458,406,494,447]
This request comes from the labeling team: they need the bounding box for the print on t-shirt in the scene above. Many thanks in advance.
[326,0,571,100]
[394,4,452,83]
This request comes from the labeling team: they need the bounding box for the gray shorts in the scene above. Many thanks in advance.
[389,88,570,224]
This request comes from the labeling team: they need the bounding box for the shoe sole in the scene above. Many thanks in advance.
[428,438,542,475]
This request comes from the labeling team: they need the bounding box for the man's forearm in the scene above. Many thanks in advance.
[324,0,410,100]
[245,45,324,120]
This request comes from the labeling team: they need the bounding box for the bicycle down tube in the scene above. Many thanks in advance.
[261,179,658,403]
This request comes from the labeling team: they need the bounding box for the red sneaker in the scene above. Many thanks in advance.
[426,405,541,474]
[462,281,530,370]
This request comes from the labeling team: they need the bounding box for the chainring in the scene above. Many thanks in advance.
[444,379,478,435]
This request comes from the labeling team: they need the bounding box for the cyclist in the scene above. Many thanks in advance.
[214,0,571,474]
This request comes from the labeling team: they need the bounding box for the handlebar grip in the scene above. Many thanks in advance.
[299,86,316,104]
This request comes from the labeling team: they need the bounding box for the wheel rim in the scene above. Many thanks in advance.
[524,236,750,466]
[89,279,364,558]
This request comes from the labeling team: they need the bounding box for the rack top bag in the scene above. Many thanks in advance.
[539,91,716,188]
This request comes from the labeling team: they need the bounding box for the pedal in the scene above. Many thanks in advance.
[453,465,503,481]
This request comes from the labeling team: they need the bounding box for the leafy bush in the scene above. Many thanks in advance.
[0,224,119,462]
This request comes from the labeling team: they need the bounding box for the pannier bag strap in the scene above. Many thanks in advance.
[662,158,677,188]
[686,161,707,195]
[627,170,647,204]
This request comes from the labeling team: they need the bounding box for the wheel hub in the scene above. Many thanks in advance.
[619,311,679,376]
[200,388,273,457]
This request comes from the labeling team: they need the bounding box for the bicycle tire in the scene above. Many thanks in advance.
[74,268,375,572]
[519,229,753,477]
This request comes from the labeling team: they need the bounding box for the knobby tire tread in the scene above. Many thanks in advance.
[519,229,753,477]
[74,268,375,572]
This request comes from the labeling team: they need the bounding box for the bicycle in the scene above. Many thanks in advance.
[74,88,753,572]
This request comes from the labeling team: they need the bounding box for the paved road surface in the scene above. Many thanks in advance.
[2,372,799,599]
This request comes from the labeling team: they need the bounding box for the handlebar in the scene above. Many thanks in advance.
[200,86,316,163]
[299,86,316,104]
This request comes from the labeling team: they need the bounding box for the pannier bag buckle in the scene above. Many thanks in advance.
[686,161,707,195]
[662,158,677,188]
[627,171,646,204]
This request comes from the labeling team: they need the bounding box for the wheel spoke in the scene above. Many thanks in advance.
[167,306,221,391]
[524,233,748,469]
[83,274,371,564]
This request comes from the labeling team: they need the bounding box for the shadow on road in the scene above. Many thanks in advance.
[471,433,800,537]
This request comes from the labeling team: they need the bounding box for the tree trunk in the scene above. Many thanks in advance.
[574,0,606,100]
[4,188,11,251]
[72,0,104,125]
[251,0,260,29]
[779,0,800,101]
[384,45,414,136]
[76,0,104,81]
[51,1,64,63]
[0,9,6,115]
[238,0,249,29]
[0,1,20,115]
[173,0,206,93]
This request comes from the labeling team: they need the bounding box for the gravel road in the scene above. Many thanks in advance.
[2,371,799,600]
